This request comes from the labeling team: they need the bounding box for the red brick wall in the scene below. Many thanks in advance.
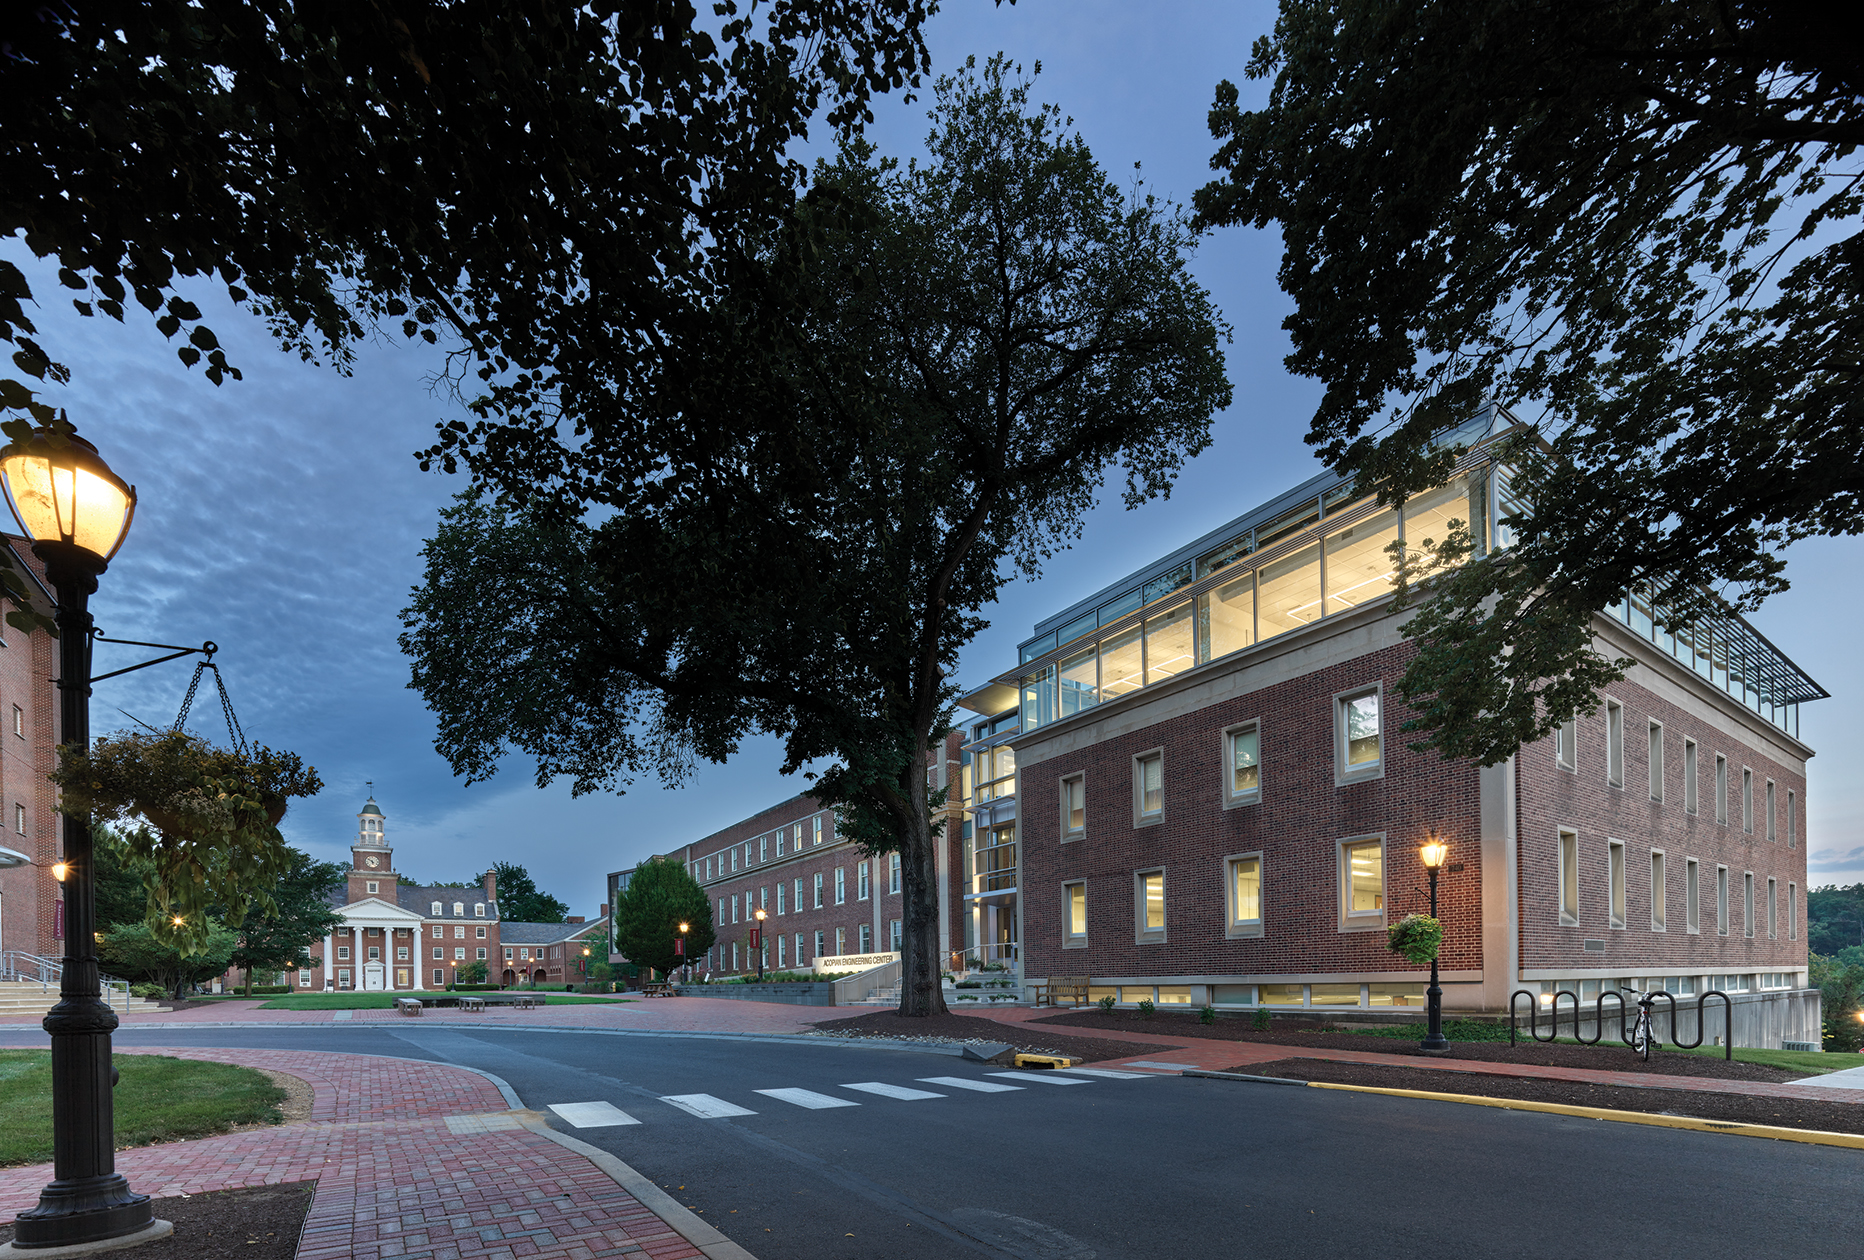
[1018,641,1485,983]
[1516,674,1808,975]
[0,539,61,959]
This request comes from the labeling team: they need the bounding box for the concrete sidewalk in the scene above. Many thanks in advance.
[970,1006,1864,1105]
[0,1047,745,1260]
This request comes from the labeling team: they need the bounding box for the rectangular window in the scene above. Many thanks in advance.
[776,829,785,856]
[1608,840,1626,929]
[1744,871,1755,937]
[337,946,351,961]
[299,969,311,987]
[1742,768,1754,833]
[1135,869,1166,941]
[795,878,804,910]
[1789,882,1798,940]
[1555,716,1577,771]
[889,920,901,952]
[12,804,20,835]
[859,924,872,953]
[1684,739,1698,813]
[731,848,738,872]
[476,947,486,961]
[811,930,821,961]
[813,816,823,845]
[1558,829,1578,925]
[1788,789,1797,849]
[1062,773,1086,838]
[760,835,768,862]
[1337,687,1382,781]
[396,946,408,960]
[776,935,787,967]
[1340,837,1384,927]
[731,942,738,970]
[813,874,824,909]
[1648,722,1663,802]
[1766,780,1776,842]
[1650,851,1666,932]
[731,895,739,924]
[835,927,846,955]
[1134,751,1163,822]
[432,946,443,960]
[777,883,786,915]
[759,886,768,911]
[889,853,901,894]
[1605,699,1624,787]
[1228,855,1263,936]
[365,881,378,895]
[1225,723,1261,805]
[1065,881,1087,940]
[857,863,870,900]
[1768,877,1778,939]
[1716,755,1728,824]
[1686,858,1700,934]
[429,969,440,986]
[10,705,19,737]
[834,867,846,905]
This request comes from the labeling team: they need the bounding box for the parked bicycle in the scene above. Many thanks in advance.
[1619,986,1658,1061]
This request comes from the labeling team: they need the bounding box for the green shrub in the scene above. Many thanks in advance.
[130,983,167,1000]
[1387,914,1442,965]
[1199,1004,1217,1025]
[1137,999,1156,1017]
[1251,1006,1272,1031]
[956,980,982,989]
[248,985,290,994]
[1098,995,1116,1013]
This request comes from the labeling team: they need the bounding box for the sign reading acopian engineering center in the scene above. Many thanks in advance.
[814,952,899,974]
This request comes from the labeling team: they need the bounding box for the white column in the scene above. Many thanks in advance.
[410,928,424,990]
[323,931,335,990]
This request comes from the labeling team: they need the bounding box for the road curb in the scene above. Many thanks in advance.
[516,1115,759,1260]
[1300,1080,1864,1150]
[1181,1069,1306,1086]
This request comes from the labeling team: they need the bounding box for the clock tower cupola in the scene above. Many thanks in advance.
[349,789,394,901]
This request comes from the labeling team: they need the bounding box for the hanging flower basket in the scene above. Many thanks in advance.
[52,730,322,954]
[1387,913,1442,965]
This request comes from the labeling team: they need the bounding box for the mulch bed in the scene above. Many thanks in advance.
[0,1181,315,1259]
[1027,1010,1804,1081]
[808,1011,1180,1064]
[1229,1058,1864,1136]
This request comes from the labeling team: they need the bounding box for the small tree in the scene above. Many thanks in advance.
[455,960,489,986]
[98,919,238,1001]
[612,858,715,978]
[1812,953,1864,1053]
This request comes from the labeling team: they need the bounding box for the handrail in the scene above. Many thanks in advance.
[0,950,131,1011]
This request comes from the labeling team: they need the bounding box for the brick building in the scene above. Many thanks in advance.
[967,412,1823,1045]
[611,763,966,979]
[498,918,611,988]
[0,537,64,961]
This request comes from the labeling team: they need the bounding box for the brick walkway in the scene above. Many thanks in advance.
[0,1048,709,1260]
[968,1006,1864,1105]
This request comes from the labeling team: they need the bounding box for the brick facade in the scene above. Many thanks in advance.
[0,537,62,960]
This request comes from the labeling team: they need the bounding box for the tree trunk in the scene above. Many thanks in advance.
[243,965,253,998]
[895,759,949,1017]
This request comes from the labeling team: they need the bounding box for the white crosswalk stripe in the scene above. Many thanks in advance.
[755,1087,860,1110]
[918,1076,1024,1093]
[1051,1067,1155,1079]
[660,1093,758,1118]
[985,1071,1090,1086]
[548,1101,640,1127]
[840,1082,945,1100]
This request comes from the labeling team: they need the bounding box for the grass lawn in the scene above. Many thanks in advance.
[255,992,627,1010]
[0,1051,285,1166]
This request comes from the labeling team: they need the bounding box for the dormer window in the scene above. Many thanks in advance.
[475,903,485,917]
[453,902,464,917]
[431,901,442,915]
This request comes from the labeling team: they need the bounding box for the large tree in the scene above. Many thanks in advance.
[611,857,715,978]
[0,0,935,632]
[227,849,347,995]
[490,863,570,924]
[402,56,1231,1015]
[1194,0,1861,764]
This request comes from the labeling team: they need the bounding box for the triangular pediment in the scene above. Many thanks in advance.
[338,898,424,923]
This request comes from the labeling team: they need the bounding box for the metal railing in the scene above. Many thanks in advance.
[949,943,1019,973]
[0,950,132,1011]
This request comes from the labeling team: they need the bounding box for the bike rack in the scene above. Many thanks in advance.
[1510,988,1734,1059]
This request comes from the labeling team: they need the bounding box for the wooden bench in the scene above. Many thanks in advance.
[394,997,424,1016]
[640,981,675,998]
[1033,975,1089,1008]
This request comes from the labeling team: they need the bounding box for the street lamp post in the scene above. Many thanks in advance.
[1419,836,1450,1056]
[677,921,690,985]
[752,908,766,982]
[1,427,163,1249]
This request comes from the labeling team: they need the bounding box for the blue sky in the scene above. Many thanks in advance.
[6,0,1859,914]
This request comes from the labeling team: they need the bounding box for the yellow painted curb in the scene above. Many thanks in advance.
[1305,1081,1864,1150]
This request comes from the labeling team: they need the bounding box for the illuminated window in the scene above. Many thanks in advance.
[1227,855,1262,937]
[1340,838,1384,926]
[1336,687,1382,781]
[1558,829,1578,925]
[1134,752,1164,822]
[1064,882,1087,942]
[1135,869,1166,942]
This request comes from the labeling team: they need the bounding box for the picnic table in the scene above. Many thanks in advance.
[640,981,675,998]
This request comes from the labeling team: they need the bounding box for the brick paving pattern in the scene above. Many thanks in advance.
[0,1048,702,1260]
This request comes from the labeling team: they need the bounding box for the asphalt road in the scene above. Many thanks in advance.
[3,1025,1855,1260]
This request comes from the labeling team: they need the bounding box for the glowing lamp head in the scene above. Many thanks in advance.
[679,922,690,934]
[51,862,69,882]
[1420,838,1449,870]
[171,916,185,927]
[0,427,136,563]
[754,908,767,922]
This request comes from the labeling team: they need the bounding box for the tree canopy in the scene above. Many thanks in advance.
[611,858,714,977]
[0,0,936,631]
[1195,0,1861,763]
[402,56,1230,1014]
[227,849,347,992]
[491,863,570,924]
